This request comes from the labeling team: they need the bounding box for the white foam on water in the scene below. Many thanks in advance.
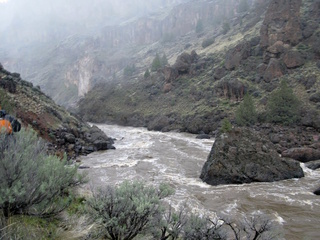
[273,212,286,224]
[80,124,320,240]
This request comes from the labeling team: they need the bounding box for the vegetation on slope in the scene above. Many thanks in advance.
[79,0,320,134]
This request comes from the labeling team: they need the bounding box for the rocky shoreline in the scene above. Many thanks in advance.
[0,63,114,159]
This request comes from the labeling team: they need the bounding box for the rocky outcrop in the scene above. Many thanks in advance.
[160,51,199,93]
[260,0,302,48]
[215,79,247,101]
[259,0,307,82]
[0,65,114,158]
[173,50,199,74]
[200,128,304,186]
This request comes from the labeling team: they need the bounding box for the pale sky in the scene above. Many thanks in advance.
[0,0,8,3]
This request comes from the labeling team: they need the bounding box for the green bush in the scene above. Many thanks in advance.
[87,181,174,240]
[144,69,151,79]
[266,80,300,125]
[183,214,222,239]
[0,88,15,114]
[0,128,79,218]
[161,53,168,67]
[151,53,162,72]
[235,94,257,126]
[221,118,232,133]
[222,21,230,35]
[202,37,215,48]
[123,64,136,77]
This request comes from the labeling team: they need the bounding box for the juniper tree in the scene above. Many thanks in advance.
[196,19,204,33]
[266,80,300,125]
[144,69,151,79]
[151,53,162,72]
[221,118,232,133]
[161,53,168,67]
[235,94,257,126]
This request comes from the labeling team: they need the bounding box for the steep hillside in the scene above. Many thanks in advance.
[0,63,114,158]
[0,0,191,106]
[79,0,320,133]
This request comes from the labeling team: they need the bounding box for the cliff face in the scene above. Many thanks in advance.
[1,0,255,106]
[260,0,303,48]
[100,0,242,47]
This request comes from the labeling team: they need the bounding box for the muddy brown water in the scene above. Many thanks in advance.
[78,124,320,240]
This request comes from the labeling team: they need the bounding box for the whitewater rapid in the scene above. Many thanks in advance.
[78,124,320,240]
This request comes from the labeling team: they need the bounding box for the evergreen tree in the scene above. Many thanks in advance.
[221,118,232,133]
[236,94,257,126]
[195,19,204,33]
[266,80,300,125]
[160,53,168,67]
[222,21,230,35]
[124,64,136,77]
[151,53,162,72]
[144,68,151,79]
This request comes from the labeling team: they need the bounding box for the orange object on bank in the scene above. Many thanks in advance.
[0,119,13,134]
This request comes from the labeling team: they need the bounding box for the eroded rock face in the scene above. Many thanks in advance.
[260,0,302,48]
[225,41,251,70]
[263,58,286,82]
[200,127,304,186]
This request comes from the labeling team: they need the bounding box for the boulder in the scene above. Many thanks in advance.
[267,41,286,54]
[225,41,251,70]
[283,50,305,68]
[173,50,198,74]
[84,125,115,151]
[305,160,320,170]
[309,93,320,103]
[314,188,320,196]
[64,133,76,144]
[263,58,286,82]
[196,134,211,139]
[301,109,320,130]
[162,66,178,83]
[282,148,320,163]
[200,128,304,186]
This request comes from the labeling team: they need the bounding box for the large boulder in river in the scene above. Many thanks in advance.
[200,128,304,185]
[84,125,115,151]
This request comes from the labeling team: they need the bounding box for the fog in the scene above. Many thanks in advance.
[0,0,190,46]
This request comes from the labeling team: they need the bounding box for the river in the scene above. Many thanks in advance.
[78,124,320,240]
